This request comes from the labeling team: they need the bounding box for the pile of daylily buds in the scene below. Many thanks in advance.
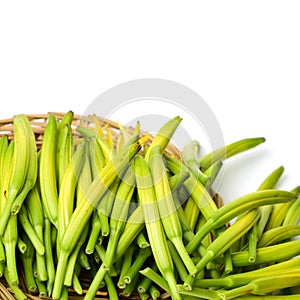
[0,111,299,300]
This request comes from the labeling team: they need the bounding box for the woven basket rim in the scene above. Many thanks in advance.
[0,112,182,160]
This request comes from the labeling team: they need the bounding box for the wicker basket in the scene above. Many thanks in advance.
[0,112,223,300]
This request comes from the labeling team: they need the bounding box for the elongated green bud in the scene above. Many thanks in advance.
[200,137,265,171]
[145,116,182,162]
[39,114,59,227]
[134,155,181,300]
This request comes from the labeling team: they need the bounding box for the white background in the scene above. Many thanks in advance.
[1,1,300,203]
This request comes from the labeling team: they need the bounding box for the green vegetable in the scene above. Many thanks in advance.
[0,113,299,300]
[134,155,181,300]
